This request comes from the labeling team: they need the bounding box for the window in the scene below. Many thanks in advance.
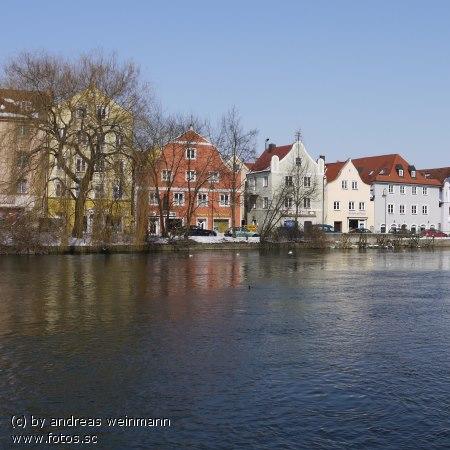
[94,158,105,173]
[412,205,417,215]
[341,180,348,190]
[112,184,123,200]
[197,193,208,206]
[398,169,404,177]
[162,170,172,181]
[411,225,417,234]
[75,106,86,119]
[303,177,311,187]
[115,132,123,147]
[333,201,340,210]
[55,182,62,197]
[284,197,293,209]
[285,176,293,187]
[388,184,394,194]
[412,186,417,195]
[411,170,416,178]
[359,202,365,211]
[349,201,355,210]
[399,204,405,214]
[149,192,158,205]
[380,224,386,233]
[186,170,196,182]
[219,194,230,206]
[303,197,311,209]
[388,204,394,214]
[423,187,428,195]
[186,148,196,160]
[76,157,86,173]
[422,205,428,215]
[17,179,28,194]
[209,171,219,183]
[174,192,184,206]
[263,176,268,187]
[352,181,358,190]
[263,197,269,209]
[295,157,302,166]
[77,130,88,145]
[400,185,405,195]
[96,105,108,119]
[17,152,28,169]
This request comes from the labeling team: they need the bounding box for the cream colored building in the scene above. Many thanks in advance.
[324,159,374,232]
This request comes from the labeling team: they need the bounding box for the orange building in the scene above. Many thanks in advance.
[148,129,242,235]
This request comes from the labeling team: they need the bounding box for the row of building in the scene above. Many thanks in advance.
[1,87,449,236]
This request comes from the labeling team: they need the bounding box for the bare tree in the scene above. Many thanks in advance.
[215,107,257,235]
[257,158,320,241]
[2,51,147,238]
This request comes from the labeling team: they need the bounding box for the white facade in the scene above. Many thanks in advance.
[372,183,441,233]
[246,142,325,230]
[439,177,450,233]
[324,160,374,232]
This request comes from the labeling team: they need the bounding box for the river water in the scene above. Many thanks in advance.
[1,250,450,449]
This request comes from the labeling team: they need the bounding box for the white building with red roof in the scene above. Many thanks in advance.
[246,140,325,230]
[324,159,374,232]
[352,154,441,233]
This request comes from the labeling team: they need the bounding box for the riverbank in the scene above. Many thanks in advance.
[1,233,450,254]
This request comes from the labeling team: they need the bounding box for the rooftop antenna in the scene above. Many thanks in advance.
[295,129,303,144]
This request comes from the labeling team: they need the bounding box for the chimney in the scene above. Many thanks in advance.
[267,143,276,152]
[319,155,325,162]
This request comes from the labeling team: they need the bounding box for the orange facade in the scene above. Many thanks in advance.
[148,130,242,234]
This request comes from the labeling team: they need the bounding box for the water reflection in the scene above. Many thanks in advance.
[1,250,450,449]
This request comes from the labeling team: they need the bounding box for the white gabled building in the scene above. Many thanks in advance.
[420,167,450,234]
[246,141,325,230]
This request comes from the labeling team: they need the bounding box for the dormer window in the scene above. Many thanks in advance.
[411,170,416,178]
[399,169,404,177]
[395,164,404,177]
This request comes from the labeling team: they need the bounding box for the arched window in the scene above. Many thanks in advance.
[420,224,426,232]
[380,224,386,233]
[390,224,397,233]
[430,224,436,230]
[411,225,417,234]
[401,224,407,231]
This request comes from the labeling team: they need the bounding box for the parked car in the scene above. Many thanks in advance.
[313,224,337,233]
[224,227,259,237]
[186,226,217,236]
[420,229,448,238]
[349,228,372,234]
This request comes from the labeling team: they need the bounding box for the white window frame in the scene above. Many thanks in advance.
[422,205,428,215]
[219,193,230,207]
[359,202,365,211]
[352,181,358,190]
[285,176,293,187]
[387,204,394,214]
[149,192,159,205]
[412,205,417,215]
[423,187,428,195]
[333,201,340,211]
[186,147,197,160]
[400,185,405,195]
[209,171,220,183]
[399,204,405,214]
[284,197,293,209]
[263,176,268,187]
[162,170,172,181]
[197,193,208,207]
[263,197,269,209]
[388,184,394,194]
[341,180,348,190]
[412,186,417,195]
[173,192,184,206]
[303,197,311,209]
[303,177,311,188]
[349,201,355,211]
[186,170,197,182]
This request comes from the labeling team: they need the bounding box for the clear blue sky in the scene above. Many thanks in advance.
[2,0,450,167]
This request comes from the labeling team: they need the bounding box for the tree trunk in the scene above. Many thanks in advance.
[72,191,87,238]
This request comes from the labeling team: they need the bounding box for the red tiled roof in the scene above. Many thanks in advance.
[325,160,347,182]
[176,129,210,144]
[244,161,255,171]
[419,167,450,184]
[352,154,441,186]
[251,144,292,172]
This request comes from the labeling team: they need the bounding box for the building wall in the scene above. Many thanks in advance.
[324,161,374,232]
[440,179,450,233]
[246,142,324,230]
[373,182,441,232]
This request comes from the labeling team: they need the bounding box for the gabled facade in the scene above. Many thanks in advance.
[246,141,325,230]
[324,159,374,232]
[0,89,46,218]
[148,129,240,234]
[419,167,450,234]
[352,154,441,233]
